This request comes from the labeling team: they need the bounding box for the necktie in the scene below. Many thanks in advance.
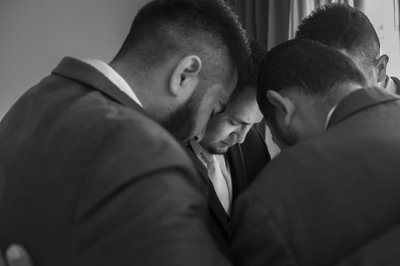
[199,152,231,214]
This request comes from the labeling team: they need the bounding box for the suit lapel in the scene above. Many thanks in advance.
[227,145,247,200]
[185,146,231,235]
[207,183,231,235]
[328,87,400,129]
[51,57,147,117]
[185,148,211,185]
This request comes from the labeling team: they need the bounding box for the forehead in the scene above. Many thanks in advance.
[224,89,262,123]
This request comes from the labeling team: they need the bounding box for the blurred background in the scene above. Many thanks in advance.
[227,0,400,72]
[0,0,151,119]
[1,0,399,120]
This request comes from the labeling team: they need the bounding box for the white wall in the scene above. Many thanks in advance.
[0,0,151,120]
[363,0,400,76]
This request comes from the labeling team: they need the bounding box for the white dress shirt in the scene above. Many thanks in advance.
[83,59,143,107]
[325,105,337,129]
[190,140,232,215]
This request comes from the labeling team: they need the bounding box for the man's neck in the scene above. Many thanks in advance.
[85,59,143,107]
[109,59,147,103]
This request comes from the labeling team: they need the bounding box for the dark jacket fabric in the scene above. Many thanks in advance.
[189,128,270,255]
[0,57,230,266]
[231,87,400,266]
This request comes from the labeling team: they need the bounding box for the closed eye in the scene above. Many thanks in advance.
[229,119,241,126]
[213,103,227,116]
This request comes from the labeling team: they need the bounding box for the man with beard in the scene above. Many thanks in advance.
[189,41,270,255]
[0,0,249,265]
[231,39,400,265]
[296,3,400,93]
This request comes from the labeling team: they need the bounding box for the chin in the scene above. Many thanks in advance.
[208,146,229,155]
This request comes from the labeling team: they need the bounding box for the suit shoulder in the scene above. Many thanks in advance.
[241,127,269,156]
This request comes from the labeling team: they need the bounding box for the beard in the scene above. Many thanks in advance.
[268,114,299,149]
[161,89,203,144]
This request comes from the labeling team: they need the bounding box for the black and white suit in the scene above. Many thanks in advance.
[189,128,270,255]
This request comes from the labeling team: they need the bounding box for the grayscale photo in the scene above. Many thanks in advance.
[0,0,399,265]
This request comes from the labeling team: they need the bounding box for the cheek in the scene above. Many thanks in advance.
[195,92,221,128]
[191,92,217,134]
[201,90,218,111]
[206,124,230,143]
[217,124,238,141]
[195,107,213,134]
[266,117,286,147]
[215,128,232,143]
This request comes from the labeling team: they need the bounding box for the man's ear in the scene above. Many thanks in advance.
[376,54,389,83]
[169,55,202,100]
[266,90,295,127]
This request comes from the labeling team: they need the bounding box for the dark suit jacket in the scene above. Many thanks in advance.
[253,120,266,142]
[0,58,230,266]
[189,128,270,256]
[231,87,400,266]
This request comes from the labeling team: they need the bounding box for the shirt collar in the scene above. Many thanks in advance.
[190,140,206,158]
[190,140,216,169]
[83,59,143,107]
[383,76,397,95]
[325,105,337,129]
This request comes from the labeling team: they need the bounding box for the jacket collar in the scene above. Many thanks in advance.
[327,87,400,129]
[52,57,146,116]
[186,144,231,234]
[227,144,247,199]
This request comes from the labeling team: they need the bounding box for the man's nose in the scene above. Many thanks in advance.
[193,129,206,142]
[237,126,252,144]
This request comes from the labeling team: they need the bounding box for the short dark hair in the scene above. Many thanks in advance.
[243,40,266,87]
[257,39,367,120]
[229,40,266,102]
[115,0,250,85]
[295,3,380,69]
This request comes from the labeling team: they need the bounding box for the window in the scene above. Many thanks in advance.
[363,0,400,75]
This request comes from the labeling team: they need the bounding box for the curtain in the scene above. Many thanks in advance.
[226,0,362,50]
[226,0,290,50]
[396,0,400,40]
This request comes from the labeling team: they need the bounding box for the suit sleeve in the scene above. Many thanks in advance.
[69,115,231,266]
[241,128,271,184]
[230,191,298,266]
[73,168,231,266]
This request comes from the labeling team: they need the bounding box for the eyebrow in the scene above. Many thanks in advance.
[214,103,227,116]
[230,117,252,126]
[230,114,263,126]
[239,121,252,126]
